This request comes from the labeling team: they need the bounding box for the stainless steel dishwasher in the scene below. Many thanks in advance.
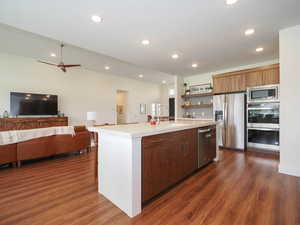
[198,126,216,168]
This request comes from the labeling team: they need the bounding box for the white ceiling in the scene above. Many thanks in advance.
[0,0,300,77]
[0,24,174,84]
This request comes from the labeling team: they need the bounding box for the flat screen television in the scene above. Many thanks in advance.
[10,92,58,116]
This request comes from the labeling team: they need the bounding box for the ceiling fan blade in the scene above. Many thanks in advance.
[37,60,58,66]
[62,64,81,68]
[38,44,80,72]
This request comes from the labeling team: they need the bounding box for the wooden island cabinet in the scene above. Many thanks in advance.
[213,64,279,94]
[142,128,198,203]
[90,121,217,217]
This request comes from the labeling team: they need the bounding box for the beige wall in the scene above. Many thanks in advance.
[279,25,300,177]
[0,53,161,125]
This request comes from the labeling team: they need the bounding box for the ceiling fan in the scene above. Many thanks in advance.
[38,43,81,73]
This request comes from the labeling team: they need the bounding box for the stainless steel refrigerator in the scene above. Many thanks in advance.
[213,93,246,150]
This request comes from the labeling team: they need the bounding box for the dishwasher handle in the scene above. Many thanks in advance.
[205,133,212,138]
[198,128,211,133]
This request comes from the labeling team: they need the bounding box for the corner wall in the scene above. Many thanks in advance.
[279,25,300,177]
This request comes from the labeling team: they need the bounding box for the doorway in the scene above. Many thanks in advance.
[169,98,175,120]
[116,90,128,124]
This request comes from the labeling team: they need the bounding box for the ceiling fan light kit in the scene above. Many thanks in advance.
[38,43,81,72]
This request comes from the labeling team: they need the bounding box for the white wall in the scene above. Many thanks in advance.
[0,53,161,125]
[184,59,279,86]
[279,25,300,177]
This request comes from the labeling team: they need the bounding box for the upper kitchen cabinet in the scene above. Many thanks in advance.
[213,64,279,94]
[261,67,280,85]
[246,71,263,87]
[246,64,280,87]
[213,73,246,94]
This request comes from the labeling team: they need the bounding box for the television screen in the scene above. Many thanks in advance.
[10,92,58,116]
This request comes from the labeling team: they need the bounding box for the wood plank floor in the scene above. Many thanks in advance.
[0,150,299,225]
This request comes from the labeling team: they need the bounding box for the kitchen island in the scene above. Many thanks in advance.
[89,120,218,217]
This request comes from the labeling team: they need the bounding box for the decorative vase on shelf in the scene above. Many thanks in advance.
[3,110,9,118]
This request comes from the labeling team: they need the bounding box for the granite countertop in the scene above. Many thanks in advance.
[89,120,216,138]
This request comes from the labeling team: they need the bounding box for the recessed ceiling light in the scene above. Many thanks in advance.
[256,47,264,52]
[245,29,255,36]
[104,66,110,70]
[171,54,179,59]
[141,40,150,45]
[50,53,56,57]
[226,0,238,5]
[91,15,102,23]
[192,63,198,68]
[162,80,166,84]
[138,74,144,78]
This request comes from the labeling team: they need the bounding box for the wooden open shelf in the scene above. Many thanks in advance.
[181,93,213,98]
[181,104,213,109]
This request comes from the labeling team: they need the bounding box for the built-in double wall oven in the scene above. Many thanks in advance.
[247,85,280,151]
[247,127,279,150]
[248,102,279,129]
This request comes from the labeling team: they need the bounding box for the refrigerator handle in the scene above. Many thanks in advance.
[223,96,227,146]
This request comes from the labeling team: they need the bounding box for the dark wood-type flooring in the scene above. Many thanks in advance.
[0,150,299,225]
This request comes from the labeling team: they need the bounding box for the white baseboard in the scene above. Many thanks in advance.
[279,164,300,177]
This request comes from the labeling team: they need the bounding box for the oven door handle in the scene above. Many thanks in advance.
[248,127,279,131]
[248,107,279,110]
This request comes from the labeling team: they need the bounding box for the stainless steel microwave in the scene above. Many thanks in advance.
[247,85,279,103]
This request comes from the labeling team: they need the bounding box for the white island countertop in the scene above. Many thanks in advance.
[93,120,216,138]
[88,119,218,218]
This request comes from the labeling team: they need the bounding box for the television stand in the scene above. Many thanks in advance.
[0,117,68,131]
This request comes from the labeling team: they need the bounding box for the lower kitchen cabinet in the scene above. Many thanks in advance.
[142,128,198,203]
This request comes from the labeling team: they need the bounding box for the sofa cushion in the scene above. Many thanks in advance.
[74,126,87,133]
[17,136,55,161]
